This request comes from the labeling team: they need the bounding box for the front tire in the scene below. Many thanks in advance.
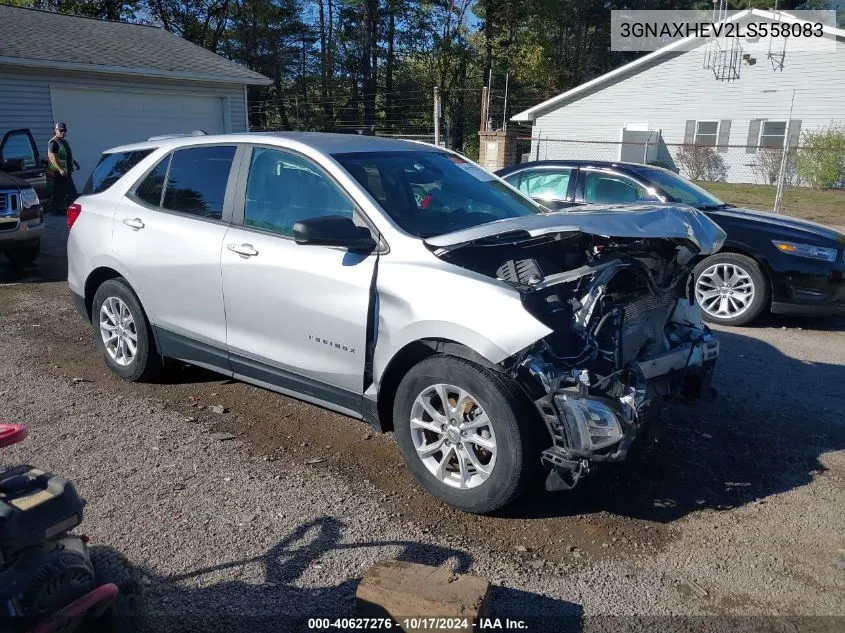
[393,355,542,514]
[693,253,769,326]
[91,278,161,381]
[4,239,40,269]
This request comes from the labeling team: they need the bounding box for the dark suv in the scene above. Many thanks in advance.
[0,129,46,268]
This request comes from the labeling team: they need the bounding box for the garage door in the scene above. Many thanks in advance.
[50,87,227,189]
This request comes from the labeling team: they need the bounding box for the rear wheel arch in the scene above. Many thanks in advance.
[91,278,162,381]
[375,339,506,433]
[84,267,122,320]
[85,269,163,362]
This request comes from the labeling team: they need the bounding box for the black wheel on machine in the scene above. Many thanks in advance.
[87,546,147,633]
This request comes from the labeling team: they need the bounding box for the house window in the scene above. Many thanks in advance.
[759,121,787,148]
[694,121,719,146]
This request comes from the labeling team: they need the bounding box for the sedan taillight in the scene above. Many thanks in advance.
[67,203,82,229]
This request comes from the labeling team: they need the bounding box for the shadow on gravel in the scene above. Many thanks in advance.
[152,362,228,386]
[753,312,845,332]
[130,516,582,633]
[495,328,845,524]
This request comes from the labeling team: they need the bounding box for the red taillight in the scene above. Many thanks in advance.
[67,203,82,229]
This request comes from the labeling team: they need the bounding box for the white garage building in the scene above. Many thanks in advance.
[0,5,272,189]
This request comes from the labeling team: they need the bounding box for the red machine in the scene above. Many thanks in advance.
[0,423,144,633]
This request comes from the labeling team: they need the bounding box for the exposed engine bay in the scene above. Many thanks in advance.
[435,226,721,491]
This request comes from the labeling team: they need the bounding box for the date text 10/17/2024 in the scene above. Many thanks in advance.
[308,618,530,630]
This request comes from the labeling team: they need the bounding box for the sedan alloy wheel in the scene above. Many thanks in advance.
[695,262,756,320]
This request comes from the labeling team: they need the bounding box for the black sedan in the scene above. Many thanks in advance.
[495,160,845,326]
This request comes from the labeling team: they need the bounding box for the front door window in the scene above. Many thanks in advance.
[244,148,356,237]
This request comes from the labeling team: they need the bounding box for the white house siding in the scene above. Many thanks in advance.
[528,36,845,183]
[0,67,249,186]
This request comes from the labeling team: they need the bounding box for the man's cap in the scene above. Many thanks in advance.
[55,122,67,131]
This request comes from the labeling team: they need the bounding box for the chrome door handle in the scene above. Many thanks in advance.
[227,243,259,258]
[123,218,144,230]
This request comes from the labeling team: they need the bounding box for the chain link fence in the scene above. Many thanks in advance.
[517,136,845,222]
[249,126,435,142]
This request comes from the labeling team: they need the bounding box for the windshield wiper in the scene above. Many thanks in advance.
[697,203,731,210]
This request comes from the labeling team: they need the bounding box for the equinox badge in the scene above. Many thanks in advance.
[308,335,356,354]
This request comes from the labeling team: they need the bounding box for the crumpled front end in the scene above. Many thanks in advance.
[504,245,720,491]
[428,206,726,492]
[514,297,719,491]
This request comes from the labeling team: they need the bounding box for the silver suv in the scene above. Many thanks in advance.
[67,133,725,513]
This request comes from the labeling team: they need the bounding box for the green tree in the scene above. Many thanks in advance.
[795,123,845,189]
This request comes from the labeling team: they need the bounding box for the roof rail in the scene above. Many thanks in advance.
[146,130,208,141]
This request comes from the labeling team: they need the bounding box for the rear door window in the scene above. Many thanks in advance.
[161,146,236,220]
[82,149,154,195]
[133,155,171,207]
[512,169,574,201]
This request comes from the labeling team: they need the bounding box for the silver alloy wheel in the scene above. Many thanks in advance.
[99,296,138,367]
[695,262,756,320]
[409,383,497,489]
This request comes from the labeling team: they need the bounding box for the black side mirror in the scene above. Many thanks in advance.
[292,215,378,252]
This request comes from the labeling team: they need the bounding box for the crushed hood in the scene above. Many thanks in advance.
[424,204,727,255]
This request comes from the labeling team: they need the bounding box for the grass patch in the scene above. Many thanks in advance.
[698,182,845,228]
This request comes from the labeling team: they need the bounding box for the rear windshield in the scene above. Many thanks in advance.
[82,149,155,195]
[332,150,542,237]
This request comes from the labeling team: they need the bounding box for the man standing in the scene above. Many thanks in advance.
[46,122,80,215]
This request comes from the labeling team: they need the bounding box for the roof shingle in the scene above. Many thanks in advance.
[0,4,271,85]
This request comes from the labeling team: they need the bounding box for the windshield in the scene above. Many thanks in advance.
[631,166,726,209]
[331,150,542,237]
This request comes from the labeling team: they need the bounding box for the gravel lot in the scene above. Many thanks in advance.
[1,216,843,632]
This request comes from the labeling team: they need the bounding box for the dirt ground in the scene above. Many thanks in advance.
[1,216,844,631]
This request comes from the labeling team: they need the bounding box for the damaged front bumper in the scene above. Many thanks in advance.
[520,324,720,492]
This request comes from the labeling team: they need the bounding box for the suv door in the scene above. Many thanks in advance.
[221,145,378,415]
[112,144,240,369]
[0,129,47,200]
[500,167,576,211]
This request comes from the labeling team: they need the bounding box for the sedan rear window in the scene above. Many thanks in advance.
[82,149,155,195]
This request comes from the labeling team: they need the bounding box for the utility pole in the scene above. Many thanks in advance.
[487,69,493,131]
[480,86,488,133]
[433,86,441,146]
[502,72,509,131]
[773,88,796,213]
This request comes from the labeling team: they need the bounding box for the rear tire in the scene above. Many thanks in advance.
[693,253,769,326]
[91,278,161,382]
[88,546,147,633]
[393,355,543,514]
[5,239,40,269]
